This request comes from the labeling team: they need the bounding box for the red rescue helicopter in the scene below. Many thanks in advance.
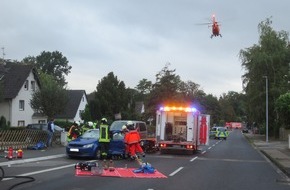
[198,14,222,38]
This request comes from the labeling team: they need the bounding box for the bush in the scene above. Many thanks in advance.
[0,116,10,130]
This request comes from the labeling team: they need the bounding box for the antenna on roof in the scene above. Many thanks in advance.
[1,47,5,59]
[1,47,5,65]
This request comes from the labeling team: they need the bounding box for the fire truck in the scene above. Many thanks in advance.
[155,105,210,154]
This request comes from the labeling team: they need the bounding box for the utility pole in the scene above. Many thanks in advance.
[263,76,269,143]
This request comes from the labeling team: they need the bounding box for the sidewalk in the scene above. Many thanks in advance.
[244,132,290,178]
[0,145,66,166]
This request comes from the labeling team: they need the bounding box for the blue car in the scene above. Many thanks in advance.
[66,129,126,159]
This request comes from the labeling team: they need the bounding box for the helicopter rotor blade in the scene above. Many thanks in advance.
[195,22,212,25]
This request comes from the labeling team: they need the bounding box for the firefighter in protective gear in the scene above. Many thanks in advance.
[82,121,95,133]
[88,121,98,129]
[88,121,94,128]
[125,121,145,159]
[67,121,82,142]
[99,118,110,159]
[122,125,130,157]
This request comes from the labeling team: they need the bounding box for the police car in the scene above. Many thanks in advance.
[214,127,229,140]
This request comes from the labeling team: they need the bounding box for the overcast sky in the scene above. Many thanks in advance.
[1,0,289,97]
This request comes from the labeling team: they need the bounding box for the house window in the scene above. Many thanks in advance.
[31,81,36,91]
[38,120,46,124]
[82,97,84,102]
[19,100,25,111]
[18,120,25,127]
[24,80,29,90]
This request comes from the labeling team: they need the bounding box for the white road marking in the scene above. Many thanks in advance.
[208,147,212,150]
[190,156,198,162]
[2,164,75,181]
[201,151,206,154]
[169,167,184,177]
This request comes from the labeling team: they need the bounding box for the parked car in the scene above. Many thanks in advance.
[26,123,64,132]
[209,126,219,138]
[66,129,125,159]
[242,128,249,133]
[110,120,148,139]
[110,120,158,153]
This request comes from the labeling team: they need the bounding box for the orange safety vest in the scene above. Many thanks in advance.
[125,130,141,144]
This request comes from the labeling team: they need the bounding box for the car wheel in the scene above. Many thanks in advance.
[95,149,102,160]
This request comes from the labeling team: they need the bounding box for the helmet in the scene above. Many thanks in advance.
[126,121,133,126]
[75,121,80,126]
[101,118,107,123]
[88,121,93,127]
[126,121,134,130]
[122,125,127,131]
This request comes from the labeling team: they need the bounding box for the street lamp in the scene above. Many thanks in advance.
[263,76,269,143]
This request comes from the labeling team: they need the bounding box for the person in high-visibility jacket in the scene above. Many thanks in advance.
[92,121,98,129]
[82,121,96,133]
[125,121,145,160]
[99,118,110,159]
[67,121,81,142]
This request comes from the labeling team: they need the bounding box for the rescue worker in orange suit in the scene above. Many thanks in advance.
[99,118,110,159]
[125,121,145,160]
[67,121,81,142]
[122,125,130,158]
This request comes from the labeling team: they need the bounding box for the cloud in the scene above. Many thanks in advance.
[1,0,289,97]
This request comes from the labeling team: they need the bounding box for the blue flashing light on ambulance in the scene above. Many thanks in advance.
[156,105,210,155]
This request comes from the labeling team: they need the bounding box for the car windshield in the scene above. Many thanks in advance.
[110,121,128,131]
[218,127,227,132]
[81,129,99,139]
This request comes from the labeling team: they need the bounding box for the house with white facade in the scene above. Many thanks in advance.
[0,63,47,126]
[54,90,88,123]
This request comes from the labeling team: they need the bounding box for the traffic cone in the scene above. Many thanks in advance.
[6,147,14,160]
[16,148,23,158]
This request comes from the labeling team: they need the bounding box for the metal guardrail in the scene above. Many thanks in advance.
[0,129,61,150]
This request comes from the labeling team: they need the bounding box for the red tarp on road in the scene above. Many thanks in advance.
[75,168,167,178]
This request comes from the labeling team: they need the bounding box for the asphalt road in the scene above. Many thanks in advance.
[1,129,290,190]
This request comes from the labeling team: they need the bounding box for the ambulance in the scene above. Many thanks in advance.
[155,105,210,154]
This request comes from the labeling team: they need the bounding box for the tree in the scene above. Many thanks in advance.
[22,51,72,86]
[202,94,221,125]
[275,93,290,129]
[0,116,10,130]
[144,64,180,122]
[219,92,237,122]
[30,73,68,119]
[92,72,129,121]
[135,78,152,102]
[239,18,290,136]
[148,63,182,107]
[136,79,152,95]
[81,104,92,123]
[218,91,247,123]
